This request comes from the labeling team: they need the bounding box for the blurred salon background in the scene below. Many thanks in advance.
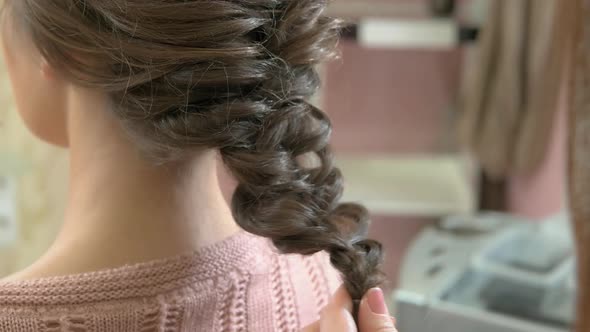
[0,1,573,331]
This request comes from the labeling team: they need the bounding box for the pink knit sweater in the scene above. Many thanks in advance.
[0,232,341,331]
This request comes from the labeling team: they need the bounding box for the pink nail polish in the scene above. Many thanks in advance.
[367,288,388,315]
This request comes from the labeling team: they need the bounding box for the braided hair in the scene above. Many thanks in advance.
[13,0,385,316]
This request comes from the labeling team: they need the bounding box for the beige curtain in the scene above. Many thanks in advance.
[459,0,566,179]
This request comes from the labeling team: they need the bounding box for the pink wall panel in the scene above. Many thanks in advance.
[324,41,463,154]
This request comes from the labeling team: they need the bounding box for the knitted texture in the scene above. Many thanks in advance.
[0,232,341,331]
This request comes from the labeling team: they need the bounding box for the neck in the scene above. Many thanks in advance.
[9,87,239,280]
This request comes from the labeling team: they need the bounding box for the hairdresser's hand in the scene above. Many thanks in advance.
[302,286,398,332]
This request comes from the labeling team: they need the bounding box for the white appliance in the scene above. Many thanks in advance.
[393,212,575,332]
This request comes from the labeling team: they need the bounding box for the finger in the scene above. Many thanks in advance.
[358,288,398,332]
[301,286,357,332]
[318,285,356,332]
[300,321,319,332]
[325,285,353,313]
[319,305,357,332]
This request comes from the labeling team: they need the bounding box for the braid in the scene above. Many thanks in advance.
[220,0,386,309]
[17,0,385,315]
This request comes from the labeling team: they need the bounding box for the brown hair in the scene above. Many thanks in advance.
[10,0,383,313]
[568,0,590,331]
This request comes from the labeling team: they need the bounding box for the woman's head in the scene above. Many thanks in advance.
[3,0,384,309]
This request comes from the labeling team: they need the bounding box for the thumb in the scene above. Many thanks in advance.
[358,288,398,332]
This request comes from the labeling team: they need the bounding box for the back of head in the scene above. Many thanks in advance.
[11,0,384,308]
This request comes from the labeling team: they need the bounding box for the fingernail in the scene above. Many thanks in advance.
[367,288,388,315]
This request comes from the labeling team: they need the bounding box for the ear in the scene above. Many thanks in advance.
[36,57,70,147]
[40,57,57,80]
